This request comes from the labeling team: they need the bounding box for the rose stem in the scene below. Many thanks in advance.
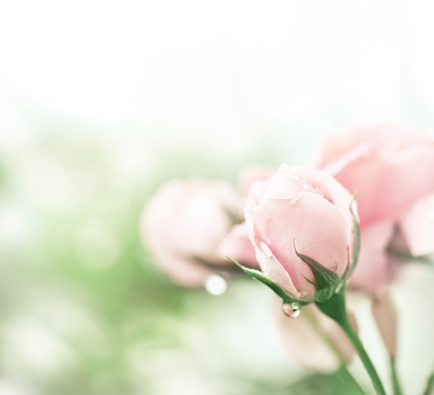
[302,308,366,394]
[423,368,434,395]
[390,357,402,395]
[316,291,386,395]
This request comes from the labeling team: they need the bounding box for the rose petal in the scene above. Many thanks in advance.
[319,127,434,225]
[248,191,350,298]
[216,223,259,268]
[399,193,434,256]
[348,220,394,293]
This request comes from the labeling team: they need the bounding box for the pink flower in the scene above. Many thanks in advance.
[245,165,357,300]
[319,125,434,225]
[142,178,257,286]
[317,125,434,292]
[276,126,434,373]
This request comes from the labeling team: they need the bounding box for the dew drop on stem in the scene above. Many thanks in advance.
[282,302,301,318]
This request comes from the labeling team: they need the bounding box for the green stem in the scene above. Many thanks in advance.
[316,291,386,395]
[340,364,367,395]
[303,308,366,395]
[390,358,402,395]
[423,369,434,395]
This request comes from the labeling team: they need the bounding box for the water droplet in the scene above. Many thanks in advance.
[204,274,227,296]
[282,302,300,318]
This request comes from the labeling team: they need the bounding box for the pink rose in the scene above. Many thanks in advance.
[142,178,257,286]
[245,165,357,300]
[276,126,434,374]
[317,125,434,292]
[318,125,434,225]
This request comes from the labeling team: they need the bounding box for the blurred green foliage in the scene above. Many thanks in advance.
[0,128,361,395]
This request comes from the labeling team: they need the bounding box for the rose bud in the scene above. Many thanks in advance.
[275,126,434,378]
[241,165,358,303]
[317,125,434,293]
[141,178,257,287]
[318,125,434,226]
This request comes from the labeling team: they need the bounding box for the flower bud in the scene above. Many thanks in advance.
[245,165,357,300]
[317,125,434,292]
[318,125,434,226]
[142,178,256,286]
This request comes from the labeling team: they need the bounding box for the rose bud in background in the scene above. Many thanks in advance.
[315,125,434,367]
[317,125,434,291]
[244,164,358,301]
[141,178,258,288]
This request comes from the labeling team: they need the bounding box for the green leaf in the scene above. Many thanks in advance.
[229,257,313,306]
[293,241,344,303]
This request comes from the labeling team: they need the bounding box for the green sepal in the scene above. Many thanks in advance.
[229,257,313,306]
[302,275,315,286]
[343,192,360,280]
[293,241,344,303]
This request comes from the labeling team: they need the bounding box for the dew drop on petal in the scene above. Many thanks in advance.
[282,302,301,318]
[204,274,227,296]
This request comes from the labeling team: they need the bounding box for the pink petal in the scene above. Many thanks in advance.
[399,193,434,256]
[319,127,434,226]
[348,220,394,293]
[216,223,259,268]
[248,191,350,297]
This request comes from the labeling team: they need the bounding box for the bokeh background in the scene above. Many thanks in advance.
[1,1,434,394]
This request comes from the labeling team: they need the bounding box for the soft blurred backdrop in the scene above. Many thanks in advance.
[1,1,434,394]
